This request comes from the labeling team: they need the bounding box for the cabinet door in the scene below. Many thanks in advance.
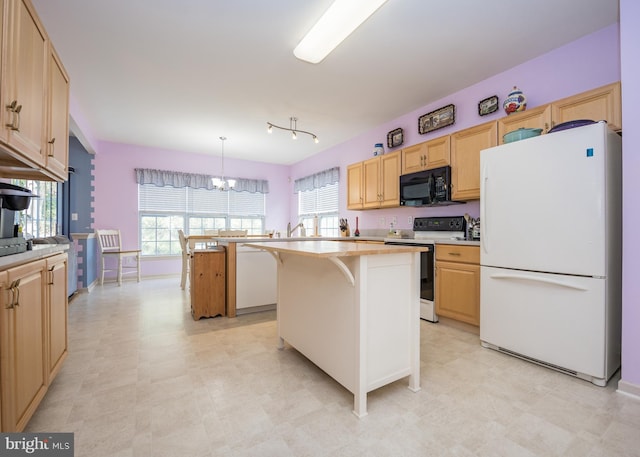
[551,82,621,131]
[435,260,480,326]
[451,121,497,201]
[45,46,69,180]
[2,0,48,165]
[362,156,381,209]
[401,142,427,174]
[46,254,68,382]
[0,260,47,432]
[379,151,400,208]
[497,104,552,144]
[424,135,450,169]
[346,162,363,209]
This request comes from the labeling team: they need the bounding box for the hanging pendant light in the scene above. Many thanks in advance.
[266,116,318,144]
[212,136,235,190]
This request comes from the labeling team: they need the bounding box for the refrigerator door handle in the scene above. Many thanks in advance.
[481,165,489,254]
[489,272,589,291]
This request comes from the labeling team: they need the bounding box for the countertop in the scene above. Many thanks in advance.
[243,240,428,258]
[213,236,479,246]
[0,244,69,270]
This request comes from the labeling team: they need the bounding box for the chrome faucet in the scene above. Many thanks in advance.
[287,222,304,237]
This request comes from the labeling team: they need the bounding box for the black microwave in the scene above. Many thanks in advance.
[400,166,458,207]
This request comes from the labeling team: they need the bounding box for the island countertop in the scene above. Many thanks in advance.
[243,240,428,258]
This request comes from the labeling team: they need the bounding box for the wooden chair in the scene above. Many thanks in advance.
[96,229,141,286]
[178,229,190,290]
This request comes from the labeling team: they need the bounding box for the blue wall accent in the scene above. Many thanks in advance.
[68,136,95,233]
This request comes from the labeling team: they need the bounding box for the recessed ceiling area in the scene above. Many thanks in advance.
[31,0,619,165]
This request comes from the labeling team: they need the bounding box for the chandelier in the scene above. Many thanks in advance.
[211,136,236,190]
[267,117,319,143]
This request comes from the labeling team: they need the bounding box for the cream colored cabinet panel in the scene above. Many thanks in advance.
[46,253,67,382]
[2,0,48,166]
[497,104,552,144]
[362,156,381,209]
[551,81,622,131]
[45,46,69,180]
[435,245,480,326]
[379,151,400,207]
[450,121,497,201]
[346,162,363,209]
[0,259,47,432]
[401,135,450,174]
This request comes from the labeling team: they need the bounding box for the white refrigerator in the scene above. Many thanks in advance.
[479,121,622,386]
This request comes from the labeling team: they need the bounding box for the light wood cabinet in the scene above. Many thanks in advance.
[346,162,364,209]
[362,151,401,209]
[46,254,67,382]
[435,244,480,326]
[0,259,47,432]
[190,248,226,320]
[45,46,70,180]
[0,0,70,182]
[551,81,622,132]
[1,0,47,166]
[497,104,552,144]
[450,121,497,201]
[401,135,450,174]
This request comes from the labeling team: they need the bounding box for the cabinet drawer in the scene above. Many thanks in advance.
[435,244,479,263]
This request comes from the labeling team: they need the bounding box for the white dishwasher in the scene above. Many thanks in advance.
[235,245,277,312]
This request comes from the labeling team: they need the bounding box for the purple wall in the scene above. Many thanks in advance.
[620,0,640,390]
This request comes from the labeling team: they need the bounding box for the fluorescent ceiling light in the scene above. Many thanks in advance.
[294,0,388,64]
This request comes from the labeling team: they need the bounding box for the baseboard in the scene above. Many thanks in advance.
[617,379,640,400]
[236,303,277,315]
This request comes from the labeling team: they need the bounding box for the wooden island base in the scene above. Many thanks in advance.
[245,241,423,418]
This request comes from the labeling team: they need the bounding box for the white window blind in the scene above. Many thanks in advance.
[299,183,339,215]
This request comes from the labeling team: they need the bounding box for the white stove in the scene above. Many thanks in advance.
[385,216,467,322]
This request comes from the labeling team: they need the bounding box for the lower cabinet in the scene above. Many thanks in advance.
[46,254,68,381]
[0,252,68,432]
[190,248,226,320]
[435,244,480,326]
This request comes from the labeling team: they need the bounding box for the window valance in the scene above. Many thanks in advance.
[135,168,269,194]
[293,166,340,193]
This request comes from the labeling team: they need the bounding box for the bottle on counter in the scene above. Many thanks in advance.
[314,215,319,237]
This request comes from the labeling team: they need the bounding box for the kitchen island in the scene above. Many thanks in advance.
[243,240,426,417]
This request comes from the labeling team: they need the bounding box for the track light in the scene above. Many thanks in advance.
[266,117,318,143]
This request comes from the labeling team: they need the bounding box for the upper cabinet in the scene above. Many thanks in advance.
[551,82,621,132]
[450,120,497,201]
[401,134,450,175]
[346,162,364,210]
[45,46,70,180]
[0,0,70,182]
[348,151,401,210]
[497,82,622,144]
[363,151,401,209]
[497,104,552,144]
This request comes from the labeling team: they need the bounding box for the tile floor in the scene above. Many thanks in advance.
[26,278,640,457]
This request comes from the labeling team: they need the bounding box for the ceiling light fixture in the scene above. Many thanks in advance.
[293,0,389,64]
[267,117,319,144]
[212,136,236,190]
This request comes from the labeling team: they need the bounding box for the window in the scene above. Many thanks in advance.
[139,184,265,256]
[11,179,58,238]
[298,182,339,237]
